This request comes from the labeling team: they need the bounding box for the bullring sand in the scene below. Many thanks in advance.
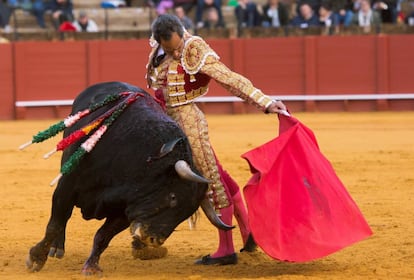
[0,112,413,279]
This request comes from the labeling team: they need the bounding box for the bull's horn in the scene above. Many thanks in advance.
[200,198,235,231]
[175,160,210,184]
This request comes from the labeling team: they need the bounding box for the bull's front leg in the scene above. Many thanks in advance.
[26,219,68,272]
[26,182,74,272]
[82,216,129,276]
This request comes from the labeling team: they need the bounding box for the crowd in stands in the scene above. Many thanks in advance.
[1,0,414,38]
[1,0,71,30]
[230,0,414,34]
[138,0,414,32]
[0,0,99,33]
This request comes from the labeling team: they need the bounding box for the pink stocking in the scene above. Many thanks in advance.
[218,164,251,245]
[232,191,251,244]
[210,205,235,258]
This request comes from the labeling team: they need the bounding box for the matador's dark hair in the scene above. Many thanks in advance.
[151,14,184,43]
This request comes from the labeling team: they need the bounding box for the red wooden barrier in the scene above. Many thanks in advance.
[14,41,88,100]
[13,41,88,119]
[0,44,14,120]
[388,35,414,92]
[2,34,413,119]
[387,34,414,111]
[87,40,149,86]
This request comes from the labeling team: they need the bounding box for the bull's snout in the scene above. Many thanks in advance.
[147,236,166,247]
[130,222,165,247]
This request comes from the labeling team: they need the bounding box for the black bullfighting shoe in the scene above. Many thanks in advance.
[194,253,238,265]
[240,234,257,252]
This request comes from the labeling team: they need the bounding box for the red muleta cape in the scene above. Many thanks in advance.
[241,114,372,262]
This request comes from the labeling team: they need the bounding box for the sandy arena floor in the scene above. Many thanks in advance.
[0,112,413,280]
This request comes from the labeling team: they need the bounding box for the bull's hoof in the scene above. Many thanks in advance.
[26,255,46,272]
[48,247,65,259]
[81,263,103,276]
[132,246,168,260]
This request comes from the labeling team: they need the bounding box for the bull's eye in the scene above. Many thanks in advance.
[169,193,177,208]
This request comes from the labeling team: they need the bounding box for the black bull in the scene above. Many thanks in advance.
[26,82,231,274]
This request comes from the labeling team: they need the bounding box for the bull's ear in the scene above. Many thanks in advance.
[147,138,183,162]
[159,138,183,157]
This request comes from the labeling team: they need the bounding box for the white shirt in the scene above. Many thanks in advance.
[73,19,99,32]
[358,10,373,27]
[267,8,280,27]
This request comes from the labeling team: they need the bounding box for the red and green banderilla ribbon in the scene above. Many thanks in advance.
[19,92,132,150]
[43,94,135,159]
[49,92,143,186]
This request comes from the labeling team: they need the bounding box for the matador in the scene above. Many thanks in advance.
[146,14,286,265]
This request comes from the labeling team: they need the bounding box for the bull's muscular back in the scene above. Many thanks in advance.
[26,81,209,275]
[59,81,197,220]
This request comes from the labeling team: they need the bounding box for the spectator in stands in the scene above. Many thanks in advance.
[202,6,223,28]
[195,0,225,29]
[73,10,99,32]
[0,0,12,33]
[330,0,353,26]
[406,13,414,25]
[174,5,194,32]
[405,1,414,25]
[58,13,76,32]
[395,0,407,24]
[372,0,398,23]
[154,0,174,15]
[50,0,74,30]
[13,0,47,28]
[234,0,261,28]
[318,1,339,33]
[30,0,47,28]
[351,0,381,32]
[101,0,127,8]
[173,0,195,14]
[260,0,289,27]
[295,0,321,15]
[290,2,320,28]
